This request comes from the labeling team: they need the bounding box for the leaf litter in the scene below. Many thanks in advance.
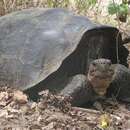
[0,87,130,130]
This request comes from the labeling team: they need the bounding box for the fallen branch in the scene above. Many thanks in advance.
[73,107,122,121]
[73,107,101,114]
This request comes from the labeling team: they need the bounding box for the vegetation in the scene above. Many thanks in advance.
[0,0,129,43]
[108,0,129,22]
[0,0,129,24]
[0,0,129,41]
[0,0,129,21]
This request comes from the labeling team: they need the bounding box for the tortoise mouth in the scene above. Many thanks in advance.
[88,71,114,82]
[88,72,113,96]
[91,80,111,95]
[94,75,113,79]
[93,87,107,96]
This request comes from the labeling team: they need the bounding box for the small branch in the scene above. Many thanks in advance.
[72,107,122,121]
[73,107,101,114]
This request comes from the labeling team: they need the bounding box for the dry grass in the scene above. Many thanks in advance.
[0,0,72,16]
[0,0,128,25]
[0,0,129,24]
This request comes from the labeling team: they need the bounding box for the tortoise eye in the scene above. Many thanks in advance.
[92,62,96,66]
[90,69,95,73]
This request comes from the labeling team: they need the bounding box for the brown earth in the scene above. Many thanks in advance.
[0,87,130,130]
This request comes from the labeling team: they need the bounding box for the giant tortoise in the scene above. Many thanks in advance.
[0,8,130,106]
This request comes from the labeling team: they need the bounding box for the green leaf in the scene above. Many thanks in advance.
[108,2,129,16]
[118,3,129,15]
[108,3,119,15]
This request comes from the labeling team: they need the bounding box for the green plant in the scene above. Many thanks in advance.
[108,1,129,22]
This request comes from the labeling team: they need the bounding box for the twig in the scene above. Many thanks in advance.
[73,107,122,121]
[73,107,101,114]
[2,0,7,13]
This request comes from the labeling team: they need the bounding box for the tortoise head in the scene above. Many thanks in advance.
[87,58,114,96]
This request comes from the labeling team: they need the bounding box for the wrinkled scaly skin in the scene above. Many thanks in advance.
[61,59,130,108]
[87,59,114,96]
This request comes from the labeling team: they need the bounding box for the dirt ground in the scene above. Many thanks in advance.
[0,87,130,130]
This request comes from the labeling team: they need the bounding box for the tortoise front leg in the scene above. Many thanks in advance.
[60,74,98,107]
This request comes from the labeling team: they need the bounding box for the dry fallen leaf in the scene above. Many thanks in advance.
[13,90,28,104]
[0,88,128,129]
[99,113,111,128]
[0,92,8,100]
